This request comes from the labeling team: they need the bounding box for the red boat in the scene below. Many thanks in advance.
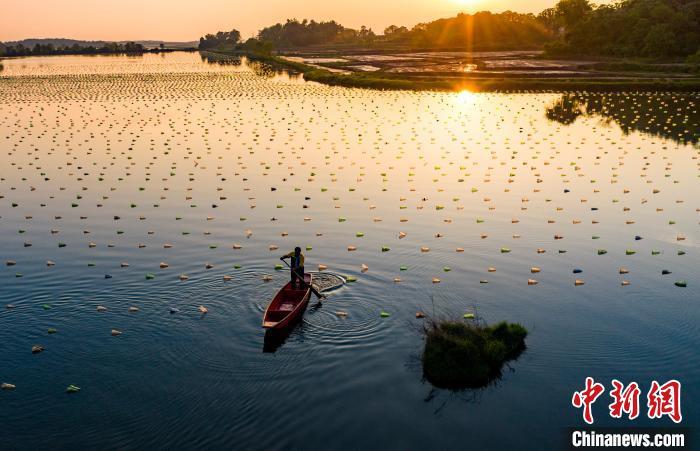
[262,273,312,329]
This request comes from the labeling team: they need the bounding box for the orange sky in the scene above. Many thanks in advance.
[1,0,611,42]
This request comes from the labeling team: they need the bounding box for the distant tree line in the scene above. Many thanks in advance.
[543,0,700,59]
[199,14,542,52]
[198,20,375,54]
[197,29,274,55]
[197,0,699,59]
[257,20,376,48]
[0,41,146,57]
[382,12,551,48]
[198,30,242,50]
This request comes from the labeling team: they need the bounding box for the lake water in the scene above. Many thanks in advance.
[1,52,698,450]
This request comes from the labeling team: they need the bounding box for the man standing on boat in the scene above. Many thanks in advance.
[280,247,305,289]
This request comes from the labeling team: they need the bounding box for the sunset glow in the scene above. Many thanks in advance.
[0,0,614,42]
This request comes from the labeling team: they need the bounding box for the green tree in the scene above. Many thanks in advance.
[643,24,676,57]
[555,0,592,29]
[537,8,560,32]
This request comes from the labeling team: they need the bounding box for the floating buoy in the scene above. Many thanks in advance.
[335,311,348,317]
[463,313,475,319]
[66,385,81,393]
[575,279,585,286]
[32,345,44,354]
[128,307,139,312]
[96,306,107,312]
[530,267,540,273]
[675,281,687,288]
[361,264,368,272]
[111,329,122,336]
[380,311,390,318]
[432,278,441,284]
[528,279,538,285]
[199,306,208,314]
[318,264,327,271]
[1,383,16,390]
[415,312,425,319]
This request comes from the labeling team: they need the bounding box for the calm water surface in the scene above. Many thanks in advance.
[0,52,698,450]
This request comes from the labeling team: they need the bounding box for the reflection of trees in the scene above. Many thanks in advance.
[546,93,699,144]
[200,52,297,79]
[545,96,584,125]
[246,59,290,78]
[200,53,242,67]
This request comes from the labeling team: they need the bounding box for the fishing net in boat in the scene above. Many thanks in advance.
[310,272,346,292]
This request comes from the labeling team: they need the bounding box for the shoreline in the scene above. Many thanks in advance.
[0,48,198,60]
[204,49,700,92]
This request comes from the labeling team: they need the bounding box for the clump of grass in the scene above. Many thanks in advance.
[422,320,527,389]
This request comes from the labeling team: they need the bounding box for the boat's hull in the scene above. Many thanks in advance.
[262,274,312,329]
